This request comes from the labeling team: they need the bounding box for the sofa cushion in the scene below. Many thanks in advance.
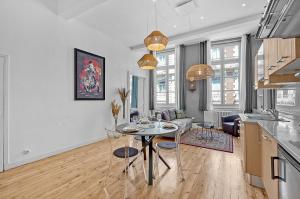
[162,110,171,121]
[175,110,186,119]
[168,109,177,120]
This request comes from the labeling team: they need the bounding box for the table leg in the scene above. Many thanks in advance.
[141,136,147,160]
[152,148,171,169]
[148,139,153,185]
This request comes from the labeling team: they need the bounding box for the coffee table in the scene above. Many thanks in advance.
[196,122,215,140]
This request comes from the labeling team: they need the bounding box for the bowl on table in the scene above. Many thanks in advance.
[122,126,143,133]
[162,123,176,129]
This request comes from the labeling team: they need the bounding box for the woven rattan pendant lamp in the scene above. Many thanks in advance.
[137,53,158,70]
[144,0,168,51]
[186,64,214,81]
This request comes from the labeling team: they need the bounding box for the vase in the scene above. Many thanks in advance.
[122,102,126,119]
[114,116,118,130]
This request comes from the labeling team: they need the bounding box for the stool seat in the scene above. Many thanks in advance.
[157,141,177,149]
[113,147,139,158]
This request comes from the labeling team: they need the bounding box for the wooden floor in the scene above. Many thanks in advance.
[0,135,267,199]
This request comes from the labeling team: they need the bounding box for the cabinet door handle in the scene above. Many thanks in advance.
[276,60,284,63]
[276,56,289,63]
[271,156,286,181]
[262,134,269,141]
[268,65,276,70]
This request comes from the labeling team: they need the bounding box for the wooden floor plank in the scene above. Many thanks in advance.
[0,135,267,199]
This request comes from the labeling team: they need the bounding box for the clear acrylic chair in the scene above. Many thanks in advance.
[104,128,146,199]
[154,123,186,182]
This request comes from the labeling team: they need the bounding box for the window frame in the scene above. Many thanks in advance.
[211,41,241,109]
[154,49,176,109]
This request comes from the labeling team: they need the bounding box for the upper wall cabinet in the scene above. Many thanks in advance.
[255,37,300,88]
[268,38,299,76]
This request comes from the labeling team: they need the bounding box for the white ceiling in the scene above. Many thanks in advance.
[41,0,268,49]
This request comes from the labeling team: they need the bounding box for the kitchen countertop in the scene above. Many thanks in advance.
[240,114,300,163]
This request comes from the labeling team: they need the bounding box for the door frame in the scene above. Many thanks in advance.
[0,54,9,172]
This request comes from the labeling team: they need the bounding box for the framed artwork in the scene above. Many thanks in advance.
[74,48,105,100]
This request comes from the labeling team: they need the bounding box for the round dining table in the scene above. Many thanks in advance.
[116,122,179,185]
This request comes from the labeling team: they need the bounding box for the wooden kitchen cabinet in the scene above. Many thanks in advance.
[267,38,279,75]
[260,37,300,86]
[240,122,245,171]
[277,38,293,70]
[240,122,261,176]
[255,42,281,89]
[261,129,278,199]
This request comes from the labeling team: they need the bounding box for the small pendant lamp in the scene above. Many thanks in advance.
[137,54,158,70]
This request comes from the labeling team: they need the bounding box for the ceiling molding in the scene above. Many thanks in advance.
[57,0,108,19]
[130,13,261,51]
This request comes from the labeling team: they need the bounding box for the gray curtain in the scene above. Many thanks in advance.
[245,34,253,113]
[149,51,155,111]
[251,38,263,109]
[198,41,207,111]
[245,35,263,112]
[131,76,138,108]
[178,45,186,110]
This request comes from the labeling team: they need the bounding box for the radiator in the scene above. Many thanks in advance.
[204,111,238,129]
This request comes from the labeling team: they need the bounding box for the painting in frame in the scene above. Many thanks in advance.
[74,48,105,100]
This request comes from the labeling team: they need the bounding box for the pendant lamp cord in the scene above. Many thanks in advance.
[154,1,158,29]
[147,15,149,34]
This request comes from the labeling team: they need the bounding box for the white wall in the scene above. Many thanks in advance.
[0,0,146,169]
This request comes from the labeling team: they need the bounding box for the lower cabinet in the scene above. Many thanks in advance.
[240,122,261,176]
[261,129,278,199]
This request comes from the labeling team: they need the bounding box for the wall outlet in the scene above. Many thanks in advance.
[22,149,31,155]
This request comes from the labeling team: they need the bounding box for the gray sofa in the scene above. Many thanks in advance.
[153,109,193,138]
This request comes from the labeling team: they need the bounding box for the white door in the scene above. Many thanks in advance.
[0,56,4,172]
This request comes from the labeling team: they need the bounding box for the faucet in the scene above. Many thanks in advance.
[266,108,279,120]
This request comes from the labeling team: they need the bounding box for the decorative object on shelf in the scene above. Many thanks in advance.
[295,71,300,78]
[144,0,168,51]
[188,80,197,92]
[111,100,121,129]
[186,64,214,81]
[137,54,158,70]
[118,88,130,119]
[74,48,105,100]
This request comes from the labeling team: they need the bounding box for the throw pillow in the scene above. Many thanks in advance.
[176,110,186,119]
[162,110,171,121]
[168,109,177,120]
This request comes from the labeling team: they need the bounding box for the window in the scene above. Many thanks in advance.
[155,50,176,107]
[276,89,296,106]
[211,40,241,107]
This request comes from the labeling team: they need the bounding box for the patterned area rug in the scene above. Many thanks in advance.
[180,128,233,153]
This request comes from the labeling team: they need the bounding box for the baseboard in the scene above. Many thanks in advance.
[5,136,106,170]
